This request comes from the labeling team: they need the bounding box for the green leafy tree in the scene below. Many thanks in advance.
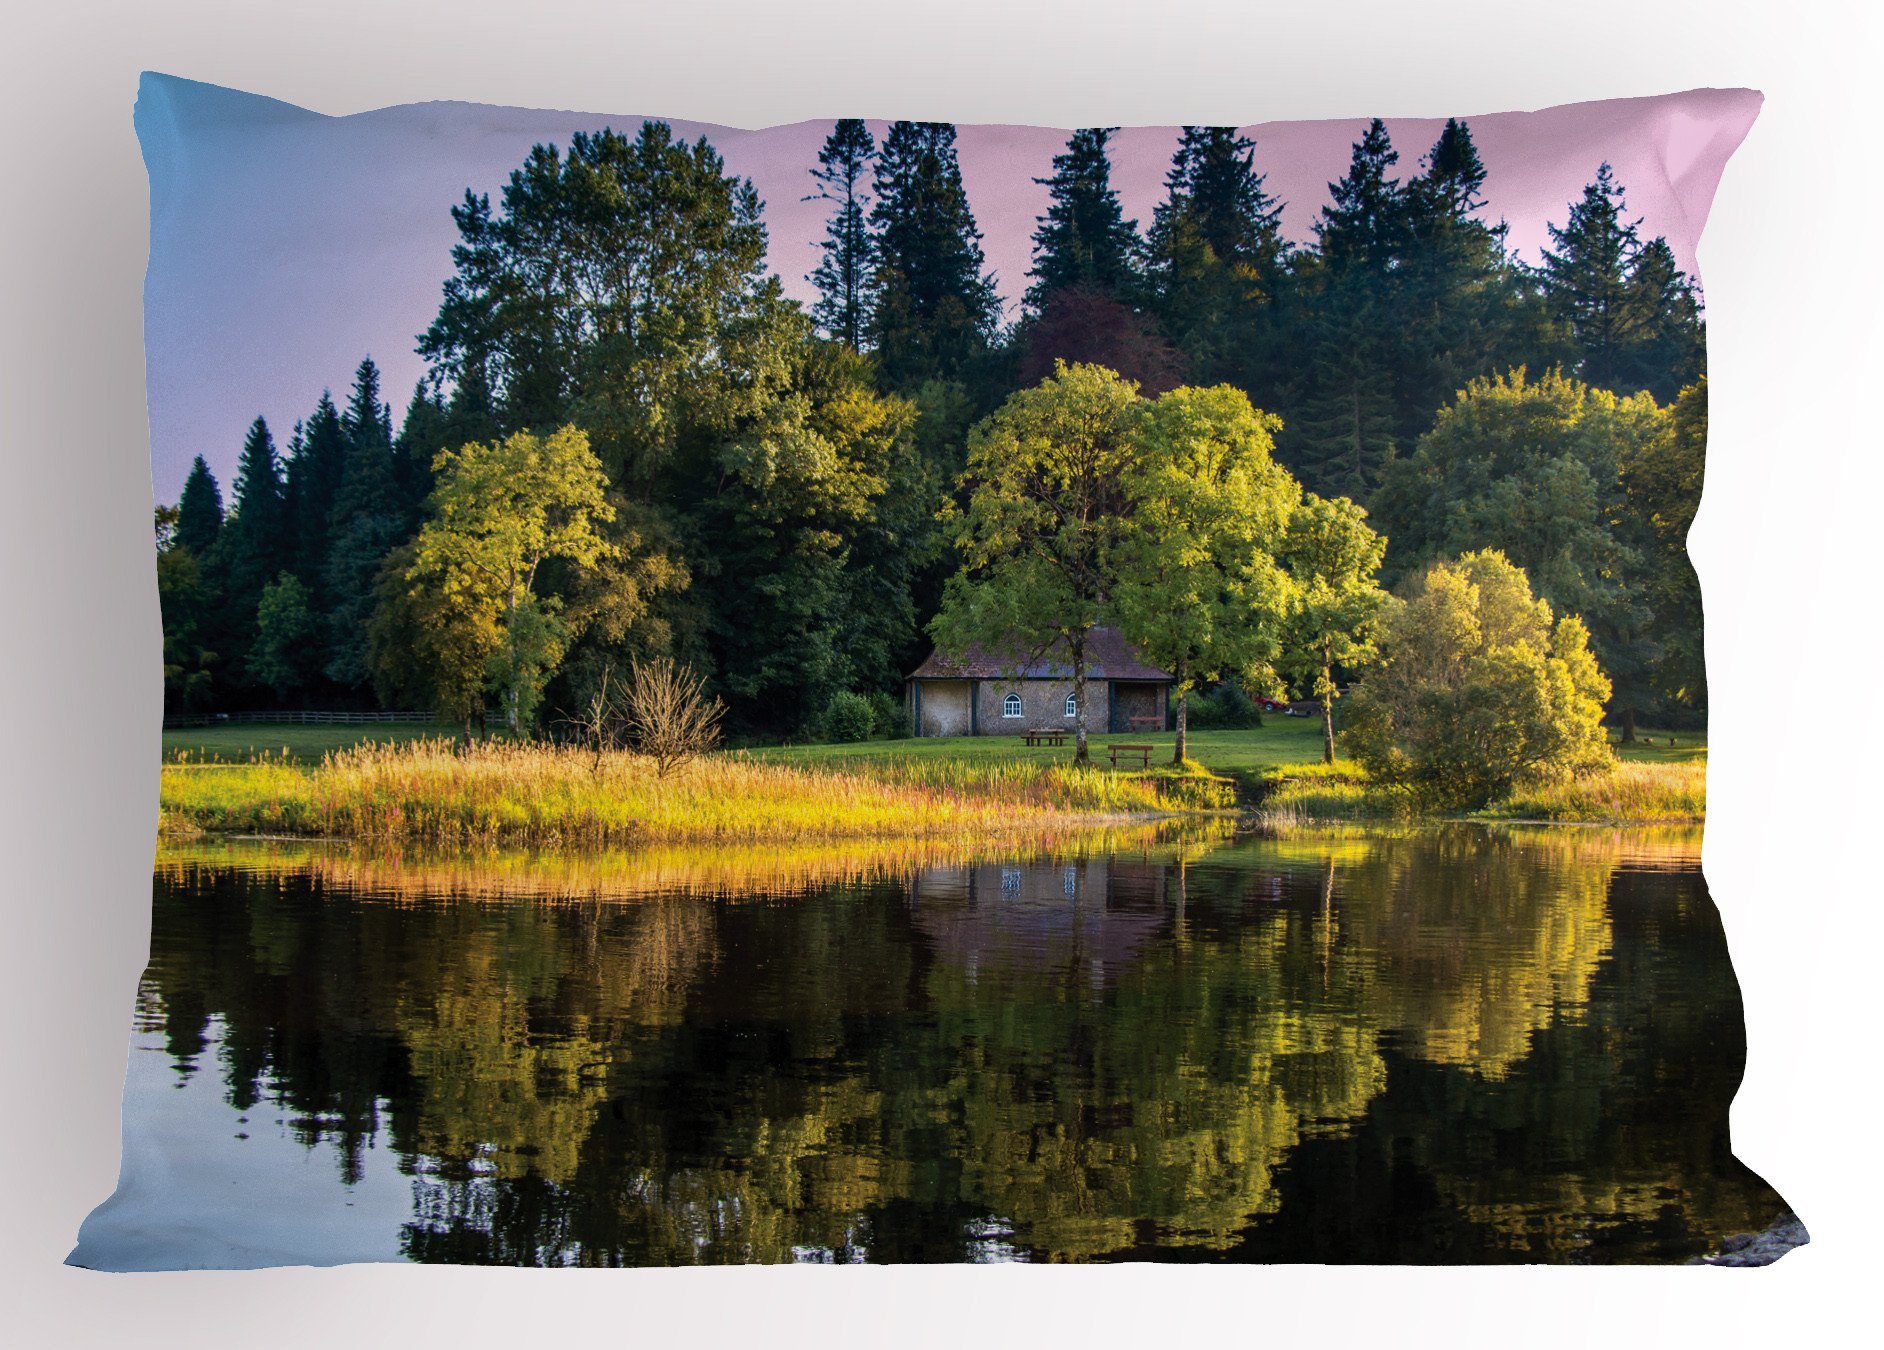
[806,119,876,349]
[155,526,217,711]
[933,363,1144,764]
[1027,127,1140,310]
[1280,493,1391,763]
[1371,367,1660,726]
[250,572,321,699]
[407,426,615,734]
[1619,376,1708,718]
[868,121,1000,385]
[1346,550,1613,807]
[366,541,496,734]
[420,123,796,490]
[1113,385,1300,763]
[174,456,223,558]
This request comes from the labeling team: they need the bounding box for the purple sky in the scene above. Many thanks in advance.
[137,76,1758,502]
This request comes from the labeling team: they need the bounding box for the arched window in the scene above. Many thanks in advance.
[1064,693,1078,718]
[1002,693,1023,719]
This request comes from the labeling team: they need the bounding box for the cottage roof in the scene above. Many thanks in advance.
[907,627,1173,682]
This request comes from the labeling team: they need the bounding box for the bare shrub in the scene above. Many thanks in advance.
[625,658,725,776]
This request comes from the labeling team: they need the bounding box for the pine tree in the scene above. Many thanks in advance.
[1541,163,1645,391]
[1147,127,1287,286]
[867,121,1000,385]
[1392,118,1551,445]
[1145,126,1289,382]
[287,392,349,596]
[392,382,449,525]
[214,416,291,695]
[324,358,407,690]
[1315,119,1406,277]
[807,119,876,348]
[1027,127,1140,309]
[1617,237,1705,402]
[174,455,223,557]
[1287,289,1397,499]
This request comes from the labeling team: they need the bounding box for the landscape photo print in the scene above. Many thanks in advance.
[75,75,1798,1268]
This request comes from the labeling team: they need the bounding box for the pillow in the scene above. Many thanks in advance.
[74,74,1797,1268]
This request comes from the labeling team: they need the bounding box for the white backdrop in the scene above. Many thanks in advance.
[0,1,1874,1344]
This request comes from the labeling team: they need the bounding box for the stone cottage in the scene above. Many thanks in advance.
[904,627,1174,737]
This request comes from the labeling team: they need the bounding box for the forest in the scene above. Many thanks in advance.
[154,116,1709,751]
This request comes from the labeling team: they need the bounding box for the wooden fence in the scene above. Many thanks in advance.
[162,710,437,729]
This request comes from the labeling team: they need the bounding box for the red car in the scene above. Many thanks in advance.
[1254,696,1290,713]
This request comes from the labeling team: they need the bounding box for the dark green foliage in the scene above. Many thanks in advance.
[174,456,223,557]
[868,121,1000,385]
[807,119,876,348]
[1541,163,1703,401]
[159,116,1711,741]
[324,358,409,691]
[1145,126,1289,384]
[819,690,876,743]
[1027,128,1140,309]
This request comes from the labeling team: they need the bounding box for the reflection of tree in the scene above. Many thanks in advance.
[136,826,1782,1265]
[1330,828,1618,1077]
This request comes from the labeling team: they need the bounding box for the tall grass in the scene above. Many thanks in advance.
[1250,758,1706,827]
[158,738,1228,847]
[1485,761,1707,823]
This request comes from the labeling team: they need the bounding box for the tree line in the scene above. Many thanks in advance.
[157,116,1708,743]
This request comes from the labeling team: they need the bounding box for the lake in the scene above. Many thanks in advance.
[72,824,1790,1267]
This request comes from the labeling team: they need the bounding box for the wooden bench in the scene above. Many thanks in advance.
[1108,743,1153,768]
[1022,729,1069,747]
[1126,714,1164,732]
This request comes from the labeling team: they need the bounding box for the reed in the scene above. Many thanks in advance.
[1250,758,1706,826]
[158,738,1227,846]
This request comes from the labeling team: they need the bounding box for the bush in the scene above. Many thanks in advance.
[865,689,903,739]
[1188,679,1260,729]
[821,690,877,743]
[1345,551,1613,809]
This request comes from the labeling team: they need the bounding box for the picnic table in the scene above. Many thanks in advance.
[1108,743,1153,768]
[1021,729,1069,747]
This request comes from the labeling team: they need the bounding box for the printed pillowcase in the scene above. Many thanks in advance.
[77,77,1793,1269]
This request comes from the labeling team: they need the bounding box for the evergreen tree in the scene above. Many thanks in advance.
[1145,126,1289,383]
[392,382,450,526]
[1027,127,1139,309]
[324,358,407,691]
[287,392,348,598]
[806,119,876,348]
[1287,296,1397,499]
[1616,237,1705,402]
[1541,163,1645,391]
[867,121,1000,385]
[1315,119,1406,277]
[174,455,224,557]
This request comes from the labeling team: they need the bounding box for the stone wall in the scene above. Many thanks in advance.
[974,678,1089,734]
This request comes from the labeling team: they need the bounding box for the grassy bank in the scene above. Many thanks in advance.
[1252,757,1706,826]
[159,720,1703,841]
[160,739,1232,847]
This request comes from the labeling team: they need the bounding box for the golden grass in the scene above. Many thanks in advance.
[1485,761,1707,824]
[1250,758,1706,827]
[158,738,1229,847]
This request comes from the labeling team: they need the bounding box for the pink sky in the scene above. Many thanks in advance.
[137,77,1758,500]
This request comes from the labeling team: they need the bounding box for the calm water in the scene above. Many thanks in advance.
[73,825,1790,1268]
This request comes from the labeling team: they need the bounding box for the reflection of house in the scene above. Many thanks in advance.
[904,627,1174,737]
[908,858,1172,984]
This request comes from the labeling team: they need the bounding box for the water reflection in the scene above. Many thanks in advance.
[74,825,1788,1267]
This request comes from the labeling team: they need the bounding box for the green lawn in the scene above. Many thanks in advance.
[162,715,1705,779]
[162,722,453,764]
